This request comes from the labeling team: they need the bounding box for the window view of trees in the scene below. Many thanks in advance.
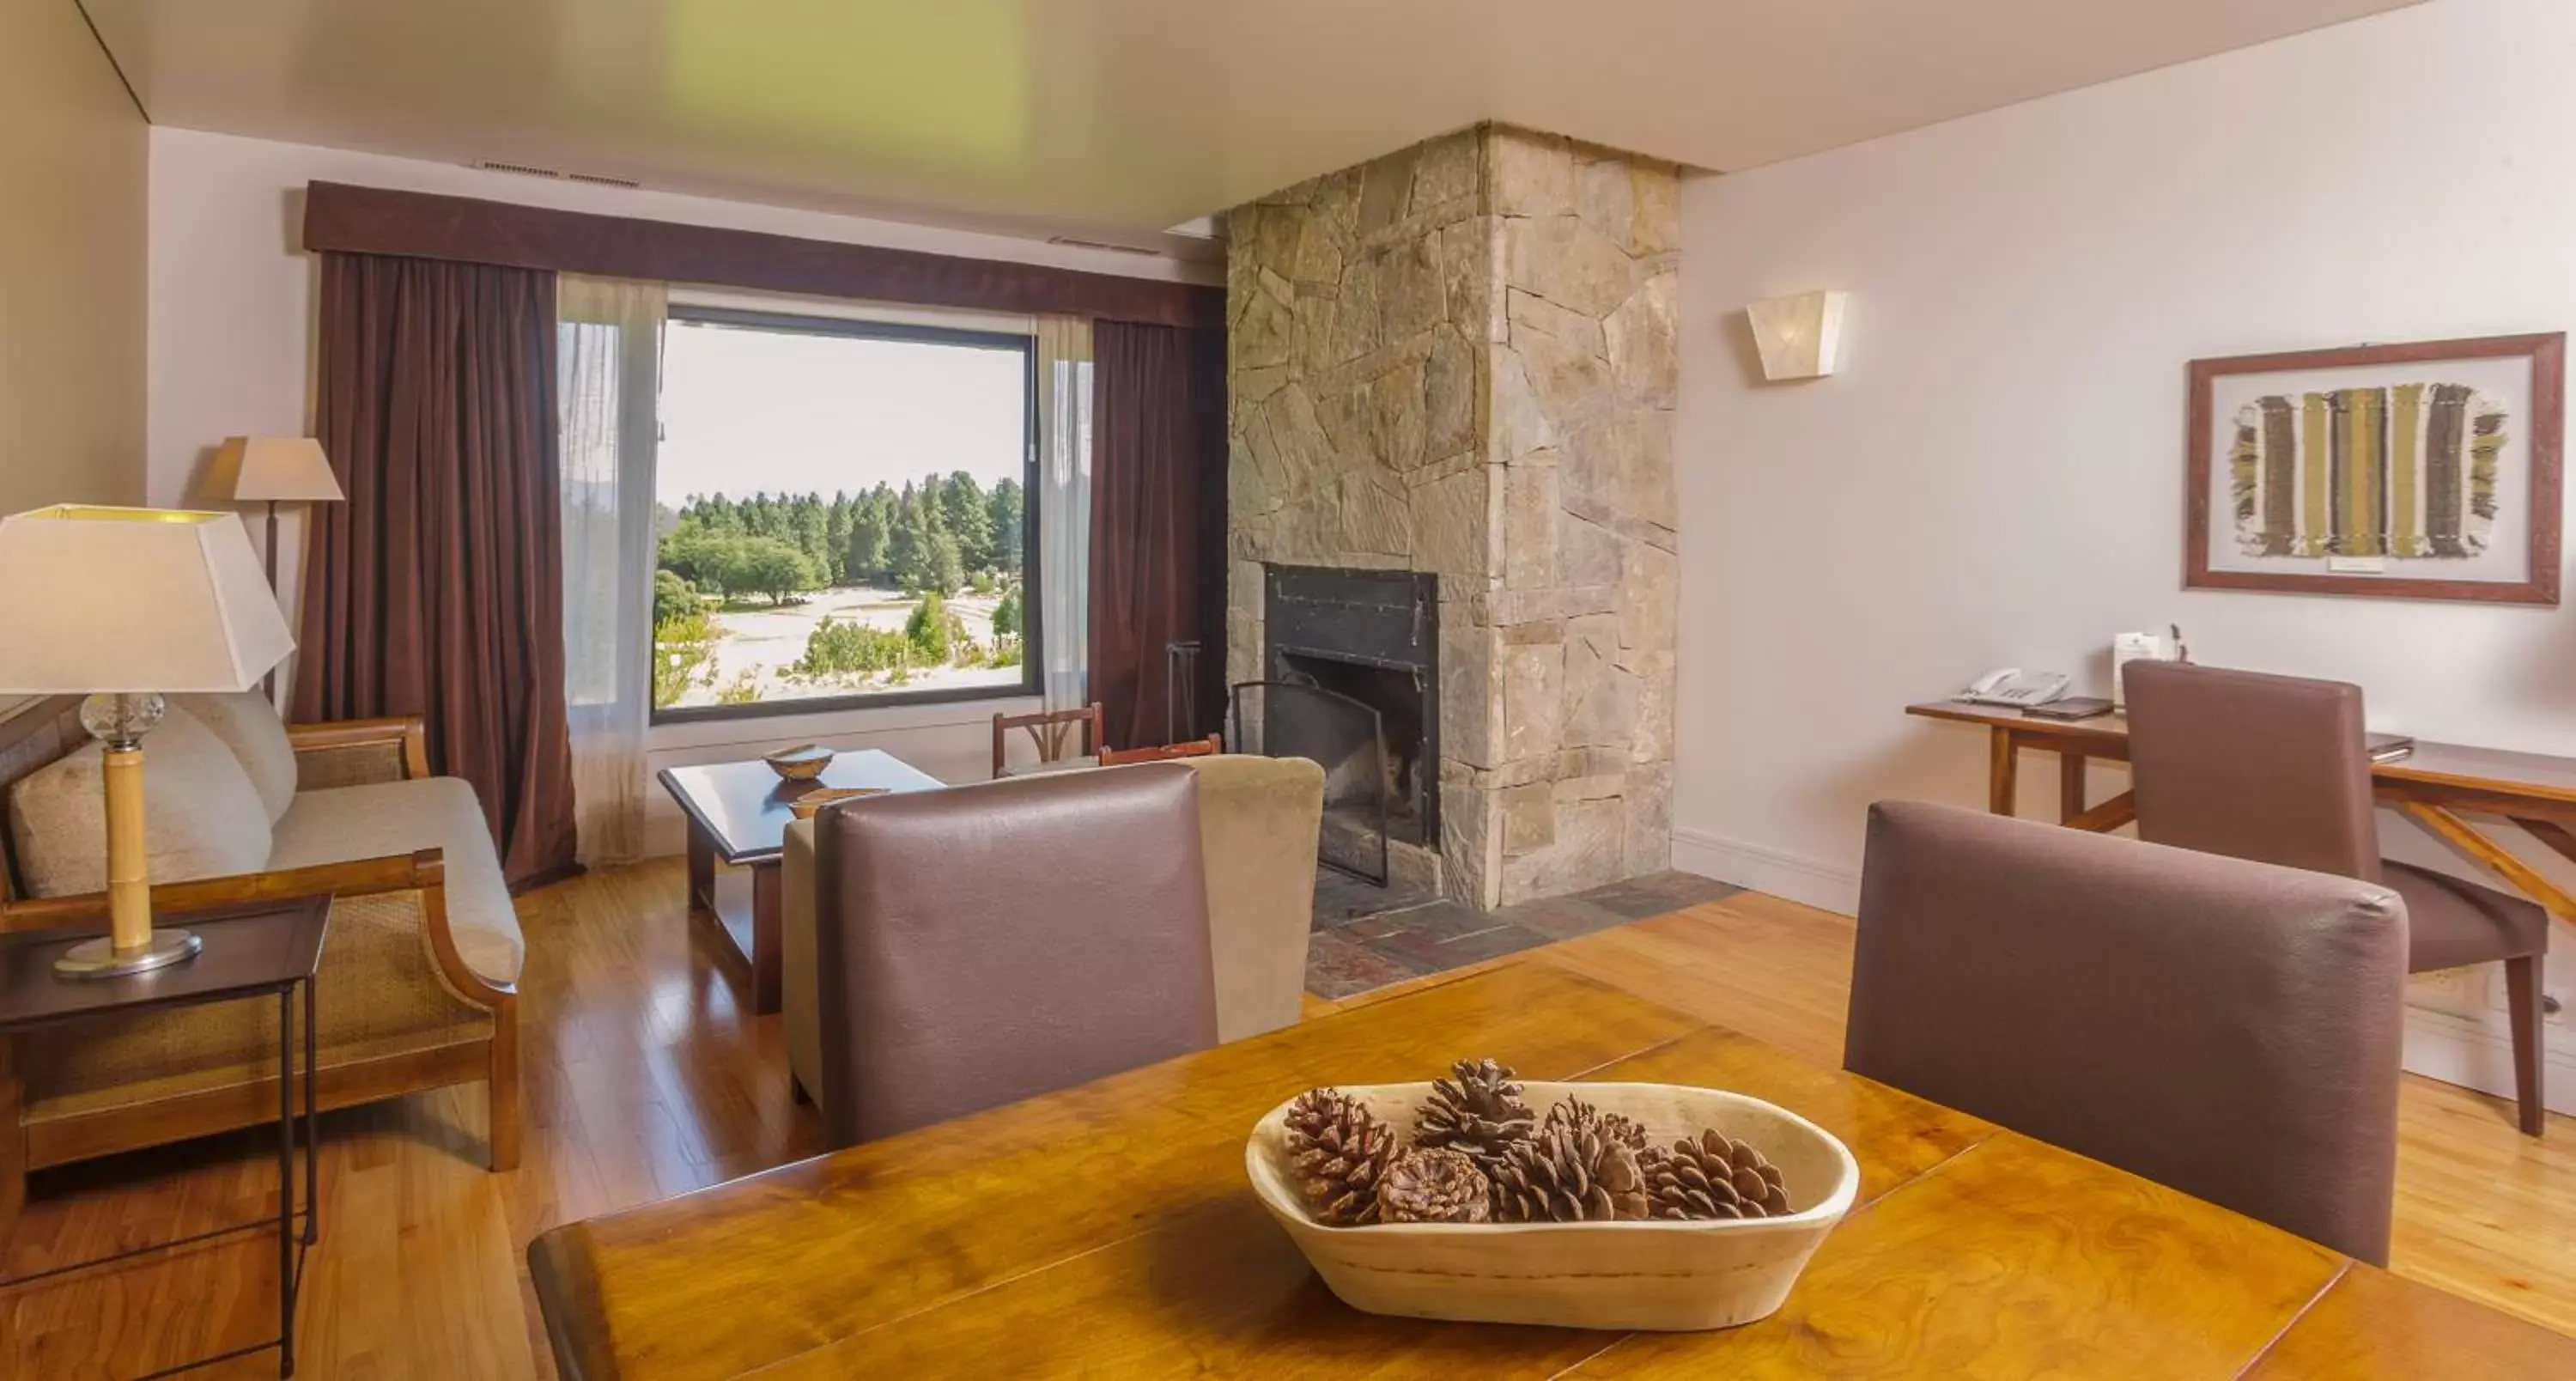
[652,473,1030,711]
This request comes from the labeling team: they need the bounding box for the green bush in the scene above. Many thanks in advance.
[793,616,910,678]
[651,607,720,709]
[992,585,1022,637]
[905,591,957,664]
[713,670,764,705]
[653,569,700,627]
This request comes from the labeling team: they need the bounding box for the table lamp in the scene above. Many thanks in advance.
[0,507,295,976]
[215,437,340,698]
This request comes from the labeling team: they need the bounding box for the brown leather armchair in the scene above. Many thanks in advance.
[1849,800,2408,1263]
[805,762,1218,1147]
[2125,661,2550,1135]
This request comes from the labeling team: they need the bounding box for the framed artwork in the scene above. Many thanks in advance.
[2185,333,2563,605]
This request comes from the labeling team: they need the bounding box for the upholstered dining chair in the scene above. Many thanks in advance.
[991,703,1104,778]
[1849,800,2409,1263]
[2124,661,2551,1136]
[805,762,1218,1147]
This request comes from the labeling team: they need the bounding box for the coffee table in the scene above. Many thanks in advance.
[658,750,945,1014]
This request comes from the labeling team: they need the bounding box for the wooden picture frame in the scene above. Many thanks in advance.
[2185,333,2563,605]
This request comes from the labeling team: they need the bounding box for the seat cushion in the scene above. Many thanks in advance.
[2383,861,2550,972]
[269,776,523,984]
[9,703,272,897]
[172,690,300,824]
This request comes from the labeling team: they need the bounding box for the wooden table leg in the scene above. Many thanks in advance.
[2404,803,2576,922]
[685,818,716,915]
[1988,727,2019,816]
[0,1038,21,1246]
[2515,818,2576,869]
[750,863,784,1017]
[2059,752,2088,824]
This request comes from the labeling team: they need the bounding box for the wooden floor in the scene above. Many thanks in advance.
[3,864,2571,1376]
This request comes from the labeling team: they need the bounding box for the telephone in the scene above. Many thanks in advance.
[1958,668,2071,709]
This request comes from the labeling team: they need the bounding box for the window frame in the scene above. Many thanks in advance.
[647,304,1042,726]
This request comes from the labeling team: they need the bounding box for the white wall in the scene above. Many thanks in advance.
[1674,0,2576,1109]
[146,126,1204,844]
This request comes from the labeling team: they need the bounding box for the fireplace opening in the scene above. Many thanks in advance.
[1275,653,1431,841]
[1256,566,1440,865]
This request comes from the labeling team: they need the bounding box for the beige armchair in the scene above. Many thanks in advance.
[781,753,1324,1111]
[0,693,521,1237]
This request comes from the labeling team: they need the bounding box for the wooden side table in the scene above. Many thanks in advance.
[0,897,329,1378]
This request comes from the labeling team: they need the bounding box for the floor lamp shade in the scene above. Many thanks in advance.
[217,436,343,504]
[0,507,296,976]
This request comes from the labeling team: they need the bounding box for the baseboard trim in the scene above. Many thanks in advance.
[1669,827,1860,916]
[2402,1004,2576,1117]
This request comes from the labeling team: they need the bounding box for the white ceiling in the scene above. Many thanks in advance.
[83,0,2421,246]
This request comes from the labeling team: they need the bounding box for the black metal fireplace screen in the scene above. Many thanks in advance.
[1230,681,1388,883]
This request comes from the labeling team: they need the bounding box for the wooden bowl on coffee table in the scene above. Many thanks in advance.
[1246,1081,1859,1331]
[762,744,834,781]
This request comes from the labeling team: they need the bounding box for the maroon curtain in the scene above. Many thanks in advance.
[295,252,578,890]
[1089,321,1229,751]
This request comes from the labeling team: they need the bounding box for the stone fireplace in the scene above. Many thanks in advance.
[1224,124,1679,910]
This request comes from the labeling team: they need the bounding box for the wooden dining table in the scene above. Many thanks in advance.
[526,963,2576,1378]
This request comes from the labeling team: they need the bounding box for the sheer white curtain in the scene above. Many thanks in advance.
[557,275,665,867]
[1036,315,1094,710]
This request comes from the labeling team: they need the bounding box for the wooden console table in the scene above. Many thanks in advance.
[1905,701,2576,926]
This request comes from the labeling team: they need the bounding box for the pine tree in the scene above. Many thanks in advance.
[845,500,890,587]
[887,493,931,592]
[939,471,993,574]
[988,478,1024,574]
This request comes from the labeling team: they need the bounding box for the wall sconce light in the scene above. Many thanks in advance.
[1746,290,1848,381]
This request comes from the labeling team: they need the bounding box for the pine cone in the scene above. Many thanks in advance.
[1375,1147,1493,1224]
[1285,1088,1399,1226]
[1413,1057,1536,1174]
[1491,1124,1649,1222]
[1541,1095,1649,1153]
[1641,1129,1792,1220]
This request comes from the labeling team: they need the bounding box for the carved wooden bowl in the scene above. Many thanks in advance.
[762,744,834,781]
[1246,1081,1859,1331]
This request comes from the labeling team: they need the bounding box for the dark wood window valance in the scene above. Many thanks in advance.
[300,181,1223,330]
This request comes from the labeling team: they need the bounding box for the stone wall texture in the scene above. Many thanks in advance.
[1226,124,1679,910]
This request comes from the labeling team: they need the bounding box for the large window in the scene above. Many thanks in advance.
[650,308,1038,721]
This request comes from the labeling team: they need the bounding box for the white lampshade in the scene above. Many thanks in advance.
[218,436,343,503]
[0,507,296,693]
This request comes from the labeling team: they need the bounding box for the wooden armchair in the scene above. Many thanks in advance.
[991,703,1105,778]
[0,698,519,1238]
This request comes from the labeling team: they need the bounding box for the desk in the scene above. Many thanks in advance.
[526,963,2576,1378]
[1906,700,2576,928]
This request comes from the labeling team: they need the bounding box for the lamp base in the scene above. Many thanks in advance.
[55,928,204,979]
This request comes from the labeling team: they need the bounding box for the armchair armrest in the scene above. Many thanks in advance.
[288,715,431,788]
[0,849,445,932]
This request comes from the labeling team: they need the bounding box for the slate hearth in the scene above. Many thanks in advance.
[1302,868,1745,1001]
